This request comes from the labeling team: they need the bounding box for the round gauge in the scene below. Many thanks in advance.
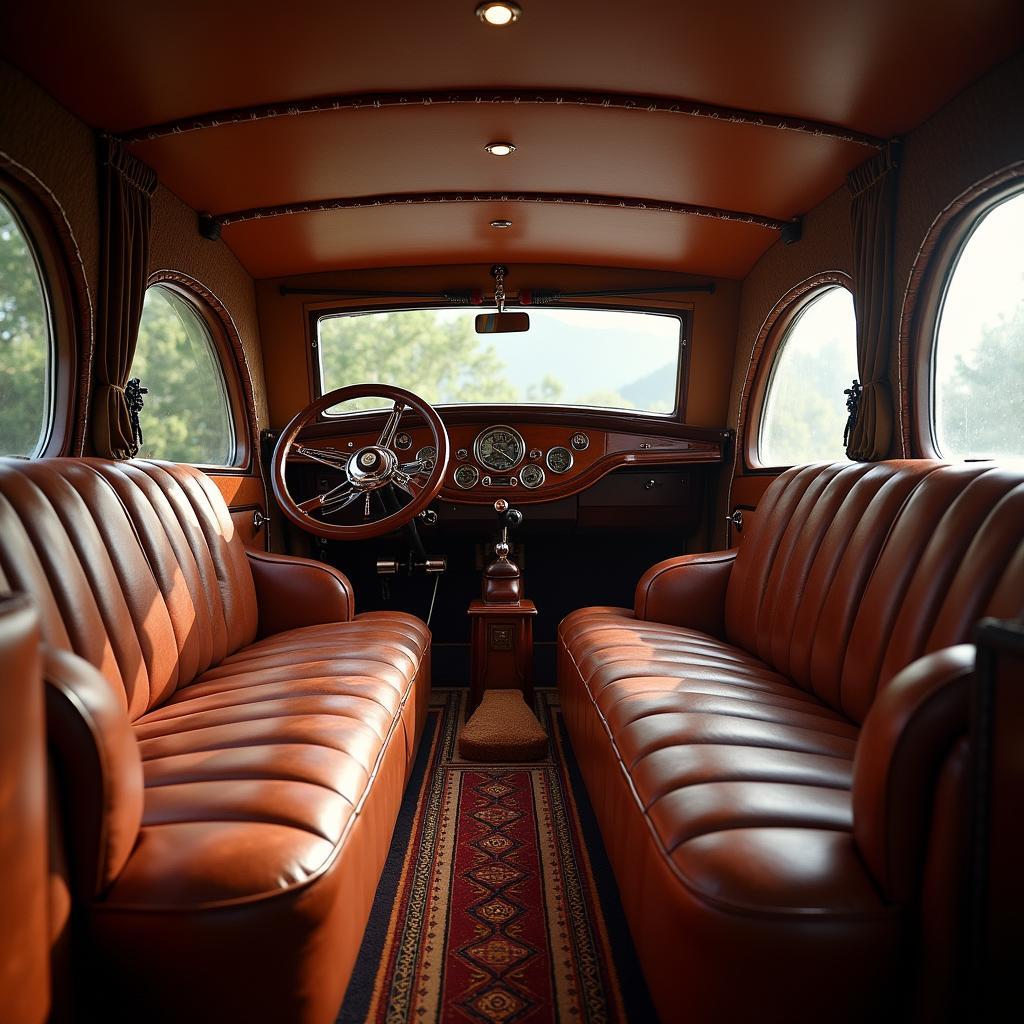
[570,431,590,451]
[520,464,545,489]
[546,446,574,474]
[394,432,412,450]
[415,445,437,468]
[454,464,479,489]
[473,425,526,472]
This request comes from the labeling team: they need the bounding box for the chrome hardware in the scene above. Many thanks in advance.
[418,509,438,526]
[726,509,744,533]
[376,559,399,574]
[253,510,270,531]
[494,498,509,513]
[643,478,656,490]
[424,558,447,574]
[482,475,492,486]
[529,448,543,461]
[456,448,469,460]
[639,442,652,450]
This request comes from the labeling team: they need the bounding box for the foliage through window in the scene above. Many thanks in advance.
[933,189,1024,461]
[317,307,681,414]
[757,285,858,467]
[131,285,235,465]
[0,193,52,456]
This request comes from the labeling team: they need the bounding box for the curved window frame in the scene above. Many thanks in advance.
[0,173,78,458]
[133,276,252,470]
[744,275,856,471]
[911,174,1024,460]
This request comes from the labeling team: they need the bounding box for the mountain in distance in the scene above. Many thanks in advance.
[619,360,677,408]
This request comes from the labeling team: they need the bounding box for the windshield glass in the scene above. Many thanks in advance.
[316,307,681,414]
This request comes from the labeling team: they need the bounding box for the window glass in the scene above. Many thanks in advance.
[317,307,681,414]
[758,286,858,467]
[131,285,235,465]
[0,194,51,456]
[934,190,1024,461]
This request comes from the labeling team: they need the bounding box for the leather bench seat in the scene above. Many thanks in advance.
[0,457,433,1023]
[559,461,1024,1023]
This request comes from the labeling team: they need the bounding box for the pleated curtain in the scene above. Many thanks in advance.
[845,141,901,462]
[91,136,157,459]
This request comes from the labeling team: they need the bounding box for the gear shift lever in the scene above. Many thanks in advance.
[482,499,524,604]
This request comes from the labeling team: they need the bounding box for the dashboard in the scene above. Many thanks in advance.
[291,411,725,506]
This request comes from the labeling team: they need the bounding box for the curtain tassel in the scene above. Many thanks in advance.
[125,378,149,452]
[844,379,863,447]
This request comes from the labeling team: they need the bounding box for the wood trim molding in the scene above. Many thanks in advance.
[145,270,262,475]
[211,190,795,233]
[896,161,1024,458]
[0,150,93,456]
[118,87,885,149]
[733,271,853,476]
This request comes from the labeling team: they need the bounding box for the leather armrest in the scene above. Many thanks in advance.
[43,646,143,899]
[633,549,737,637]
[247,549,355,638]
[852,644,974,903]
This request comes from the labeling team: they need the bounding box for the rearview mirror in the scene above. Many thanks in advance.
[475,312,531,334]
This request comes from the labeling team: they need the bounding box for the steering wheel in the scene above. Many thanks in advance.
[271,383,449,540]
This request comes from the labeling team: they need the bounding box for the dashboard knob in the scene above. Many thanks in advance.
[494,498,509,513]
[505,509,524,528]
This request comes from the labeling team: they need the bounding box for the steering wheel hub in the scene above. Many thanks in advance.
[349,445,396,488]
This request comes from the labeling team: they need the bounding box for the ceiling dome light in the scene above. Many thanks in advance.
[484,142,516,156]
[490,219,513,229]
[476,2,521,26]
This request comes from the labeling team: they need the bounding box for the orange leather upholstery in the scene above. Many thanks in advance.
[0,458,431,1023]
[559,461,1023,1023]
[0,595,49,1024]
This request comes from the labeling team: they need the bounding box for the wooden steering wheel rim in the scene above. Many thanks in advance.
[271,383,450,541]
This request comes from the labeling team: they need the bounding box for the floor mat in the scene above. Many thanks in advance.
[337,687,655,1023]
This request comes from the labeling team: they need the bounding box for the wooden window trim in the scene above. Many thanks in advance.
[144,272,257,473]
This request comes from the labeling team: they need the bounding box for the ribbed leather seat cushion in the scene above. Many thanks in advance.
[725,461,1024,721]
[559,607,873,915]
[0,458,258,718]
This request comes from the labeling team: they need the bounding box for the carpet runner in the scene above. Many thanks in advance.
[338,688,654,1023]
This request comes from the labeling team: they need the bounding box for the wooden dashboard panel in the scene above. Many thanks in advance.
[292,411,724,505]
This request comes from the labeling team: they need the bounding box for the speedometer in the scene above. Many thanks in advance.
[473,425,526,472]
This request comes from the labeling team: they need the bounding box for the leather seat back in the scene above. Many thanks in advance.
[0,459,258,720]
[725,461,1024,722]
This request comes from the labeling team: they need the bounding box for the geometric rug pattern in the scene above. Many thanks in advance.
[338,688,653,1023]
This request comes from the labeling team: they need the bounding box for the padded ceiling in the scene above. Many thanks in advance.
[2,0,1021,279]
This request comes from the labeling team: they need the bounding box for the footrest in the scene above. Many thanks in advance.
[458,689,548,761]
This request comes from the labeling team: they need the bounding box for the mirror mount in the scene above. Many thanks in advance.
[475,264,530,332]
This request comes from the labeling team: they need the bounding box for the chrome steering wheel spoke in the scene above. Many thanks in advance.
[294,444,351,471]
[377,401,406,448]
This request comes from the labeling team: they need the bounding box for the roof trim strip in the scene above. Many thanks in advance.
[119,88,885,149]
[207,190,796,233]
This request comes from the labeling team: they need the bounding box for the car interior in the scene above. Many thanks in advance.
[0,2,1021,1022]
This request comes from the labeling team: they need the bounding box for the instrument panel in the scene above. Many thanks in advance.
[294,415,724,505]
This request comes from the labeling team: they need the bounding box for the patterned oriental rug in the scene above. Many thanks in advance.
[337,688,655,1024]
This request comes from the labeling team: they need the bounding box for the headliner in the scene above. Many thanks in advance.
[1,0,1021,280]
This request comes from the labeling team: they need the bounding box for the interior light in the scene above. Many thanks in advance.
[490,220,513,229]
[476,2,521,26]
[485,142,516,156]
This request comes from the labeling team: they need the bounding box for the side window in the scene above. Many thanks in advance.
[756,285,858,468]
[131,284,236,465]
[0,192,52,457]
[932,189,1023,461]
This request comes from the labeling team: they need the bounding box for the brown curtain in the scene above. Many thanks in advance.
[91,136,157,459]
[845,141,900,462]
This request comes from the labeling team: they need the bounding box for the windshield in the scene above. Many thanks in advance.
[316,307,681,414]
